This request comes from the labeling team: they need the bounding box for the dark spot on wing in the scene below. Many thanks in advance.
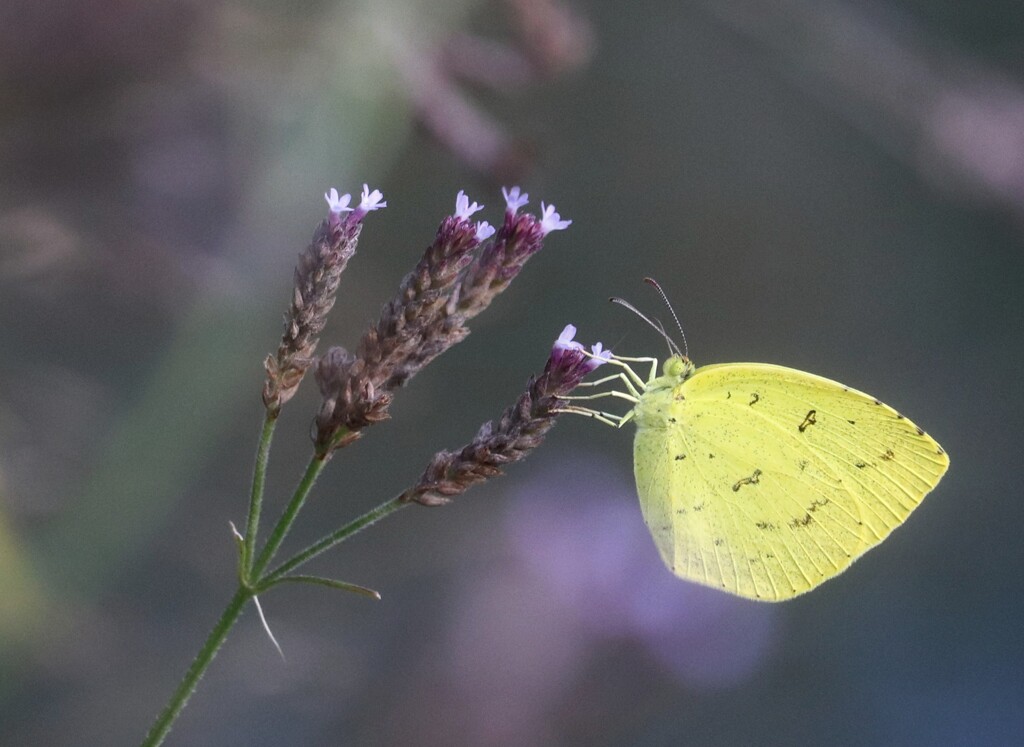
[708,453,716,460]
[873,399,882,406]
[726,391,732,399]
[798,459,809,471]
[896,412,905,420]
[668,417,677,423]
[789,513,813,528]
[847,419,856,425]
[755,521,777,531]
[749,392,760,406]
[880,448,895,461]
[798,410,817,432]
[916,426,925,436]
[808,499,829,512]
[855,460,867,469]
[713,538,723,547]
[693,502,706,512]
[937,446,945,455]
[675,454,687,461]
[732,468,763,492]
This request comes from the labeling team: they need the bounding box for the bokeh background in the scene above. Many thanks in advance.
[2,0,1022,744]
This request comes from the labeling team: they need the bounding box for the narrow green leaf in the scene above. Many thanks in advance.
[262,574,381,600]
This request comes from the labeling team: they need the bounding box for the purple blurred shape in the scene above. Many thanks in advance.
[504,453,776,689]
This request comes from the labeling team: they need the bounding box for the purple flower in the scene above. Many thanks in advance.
[324,187,353,215]
[586,342,613,372]
[554,324,584,350]
[550,324,584,363]
[351,183,387,220]
[455,190,485,221]
[539,202,572,234]
[548,325,610,385]
[502,185,530,215]
[475,221,496,241]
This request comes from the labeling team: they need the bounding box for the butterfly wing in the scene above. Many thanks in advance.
[633,362,949,601]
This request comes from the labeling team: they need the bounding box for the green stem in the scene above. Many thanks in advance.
[262,496,408,585]
[250,455,329,579]
[145,451,412,744]
[243,414,277,577]
[141,586,251,747]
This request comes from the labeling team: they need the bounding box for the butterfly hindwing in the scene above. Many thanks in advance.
[633,362,949,601]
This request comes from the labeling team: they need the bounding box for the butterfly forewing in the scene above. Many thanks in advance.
[633,362,949,601]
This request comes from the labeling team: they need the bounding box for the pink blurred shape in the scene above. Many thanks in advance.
[504,453,776,689]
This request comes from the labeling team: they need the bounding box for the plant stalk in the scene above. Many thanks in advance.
[242,415,277,576]
[141,586,251,747]
[262,496,408,585]
[250,455,328,578]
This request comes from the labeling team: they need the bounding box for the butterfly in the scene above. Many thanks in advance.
[564,283,949,601]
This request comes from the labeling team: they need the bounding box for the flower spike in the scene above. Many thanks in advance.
[402,327,610,507]
[264,187,366,415]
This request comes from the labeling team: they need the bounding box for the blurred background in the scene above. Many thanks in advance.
[1,0,1022,744]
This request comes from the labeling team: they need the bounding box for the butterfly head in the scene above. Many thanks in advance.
[662,354,695,383]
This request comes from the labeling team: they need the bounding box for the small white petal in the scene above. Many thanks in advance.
[584,342,613,371]
[324,187,353,214]
[554,324,583,351]
[359,183,387,212]
[475,221,496,241]
[454,189,485,220]
[502,185,530,213]
[539,202,572,234]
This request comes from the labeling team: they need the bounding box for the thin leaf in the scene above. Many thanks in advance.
[228,521,247,578]
[262,574,381,600]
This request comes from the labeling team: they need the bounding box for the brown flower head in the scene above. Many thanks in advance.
[314,188,571,455]
[262,186,386,417]
[404,324,610,506]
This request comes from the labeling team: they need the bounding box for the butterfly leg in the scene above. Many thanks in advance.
[570,372,643,401]
[554,404,626,428]
[605,355,659,389]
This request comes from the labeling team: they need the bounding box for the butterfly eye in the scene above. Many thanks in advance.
[663,356,687,378]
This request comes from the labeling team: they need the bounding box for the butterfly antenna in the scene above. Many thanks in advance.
[609,297,683,357]
[652,317,676,358]
[643,277,688,359]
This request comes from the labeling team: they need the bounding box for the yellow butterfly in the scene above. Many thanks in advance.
[562,288,949,602]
